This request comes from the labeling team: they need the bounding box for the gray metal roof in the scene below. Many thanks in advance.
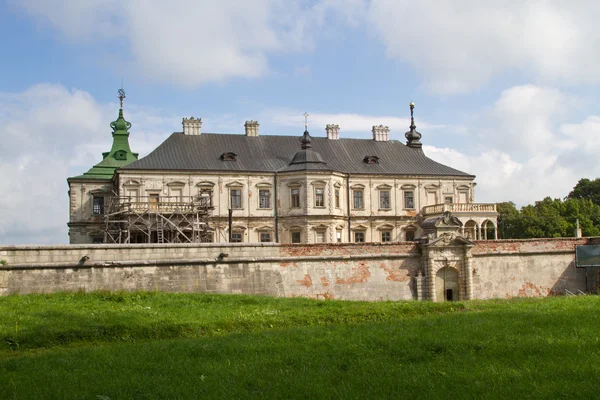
[121,132,474,177]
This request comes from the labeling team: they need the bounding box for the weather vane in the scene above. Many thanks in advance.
[118,84,126,109]
[303,112,309,130]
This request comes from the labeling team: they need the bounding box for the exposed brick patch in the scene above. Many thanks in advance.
[379,263,410,282]
[472,238,589,254]
[317,291,334,300]
[517,281,543,297]
[297,274,312,288]
[336,264,370,285]
[281,243,418,258]
[320,276,329,287]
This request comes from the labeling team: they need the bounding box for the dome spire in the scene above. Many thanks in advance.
[405,102,423,149]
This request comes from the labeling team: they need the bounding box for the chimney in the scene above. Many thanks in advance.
[245,120,259,137]
[326,124,340,140]
[182,117,202,135]
[372,125,390,141]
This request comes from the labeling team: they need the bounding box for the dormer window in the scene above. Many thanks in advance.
[114,151,127,160]
[363,156,379,164]
[221,152,237,161]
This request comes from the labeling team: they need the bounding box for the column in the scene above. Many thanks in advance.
[463,246,474,300]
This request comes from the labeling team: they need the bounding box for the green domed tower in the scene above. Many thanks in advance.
[67,89,138,244]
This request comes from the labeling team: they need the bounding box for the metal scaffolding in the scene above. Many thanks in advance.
[103,191,214,244]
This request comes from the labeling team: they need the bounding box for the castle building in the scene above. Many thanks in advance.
[67,96,498,245]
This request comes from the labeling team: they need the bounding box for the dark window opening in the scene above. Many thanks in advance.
[381,231,391,242]
[291,188,300,208]
[405,230,415,241]
[354,231,365,243]
[93,196,105,215]
[220,152,238,161]
[231,232,242,243]
[363,156,380,164]
[260,232,272,243]
[259,189,271,209]
[353,190,364,209]
[291,231,301,244]
[446,289,454,302]
[379,191,390,209]
[404,191,415,209]
[315,188,324,207]
[335,189,340,208]
[230,189,242,209]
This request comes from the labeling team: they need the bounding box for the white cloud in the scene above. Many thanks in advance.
[425,84,600,206]
[0,84,180,244]
[267,109,445,138]
[367,0,600,94]
[13,0,338,86]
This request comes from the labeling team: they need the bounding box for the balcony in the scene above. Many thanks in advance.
[110,196,213,214]
[421,203,497,216]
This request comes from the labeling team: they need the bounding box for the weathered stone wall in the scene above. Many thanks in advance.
[1,239,597,300]
[0,243,420,300]
[471,238,593,299]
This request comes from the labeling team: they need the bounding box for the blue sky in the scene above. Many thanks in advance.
[2,0,600,244]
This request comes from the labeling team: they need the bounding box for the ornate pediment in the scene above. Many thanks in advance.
[425,232,474,247]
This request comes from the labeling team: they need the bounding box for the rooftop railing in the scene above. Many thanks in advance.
[421,203,497,216]
[113,196,213,213]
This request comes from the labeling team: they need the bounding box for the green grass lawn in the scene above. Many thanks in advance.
[1,292,599,399]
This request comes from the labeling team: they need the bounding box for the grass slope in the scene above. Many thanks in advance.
[1,293,599,399]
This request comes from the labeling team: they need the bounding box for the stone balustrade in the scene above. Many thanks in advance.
[422,203,497,216]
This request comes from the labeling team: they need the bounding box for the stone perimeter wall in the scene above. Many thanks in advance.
[0,239,597,300]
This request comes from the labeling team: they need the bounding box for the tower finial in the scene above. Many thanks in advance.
[118,87,126,109]
[405,102,422,149]
[303,112,309,131]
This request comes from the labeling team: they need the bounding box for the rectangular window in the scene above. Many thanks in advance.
[379,191,390,209]
[315,231,325,243]
[381,231,391,242]
[259,189,271,209]
[230,189,242,209]
[92,236,104,244]
[199,191,212,207]
[445,196,453,204]
[92,196,104,215]
[315,188,324,207]
[336,230,342,243]
[291,231,301,244]
[427,191,438,206]
[171,188,183,202]
[335,189,340,208]
[354,231,365,243]
[404,191,415,209]
[405,230,415,241]
[260,232,272,243]
[291,188,300,208]
[149,193,159,210]
[353,190,364,209]
[126,188,139,201]
[231,232,242,243]
[458,191,468,204]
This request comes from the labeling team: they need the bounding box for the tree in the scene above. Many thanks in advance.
[567,178,600,205]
